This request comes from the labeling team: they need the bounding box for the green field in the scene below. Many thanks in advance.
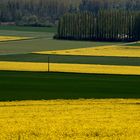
[0,26,139,100]
[0,54,140,66]
[126,42,140,46]
[0,71,140,101]
[0,25,57,33]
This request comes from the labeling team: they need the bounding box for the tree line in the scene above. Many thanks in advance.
[56,10,140,41]
[0,0,140,26]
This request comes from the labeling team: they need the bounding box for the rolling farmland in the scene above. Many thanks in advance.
[0,26,139,140]
[0,0,139,139]
[0,26,140,99]
[0,28,139,75]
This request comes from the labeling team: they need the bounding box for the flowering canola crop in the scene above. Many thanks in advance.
[0,61,140,75]
[0,36,30,42]
[35,45,140,57]
[0,99,139,140]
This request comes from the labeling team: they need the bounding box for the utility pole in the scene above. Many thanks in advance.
[48,55,50,72]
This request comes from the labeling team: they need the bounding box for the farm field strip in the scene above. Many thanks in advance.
[35,45,140,58]
[126,42,140,46]
[0,71,140,100]
[0,54,140,66]
[0,31,53,39]
[0,61,140,75]
[0,99,139,140]
[0,36,31,42]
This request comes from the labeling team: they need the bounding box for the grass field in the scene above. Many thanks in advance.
[0,99,140,140]
[127,42,140,46]
[0,71,140,101]
[0,25,57,33]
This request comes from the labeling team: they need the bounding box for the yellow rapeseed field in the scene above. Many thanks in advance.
[35,45,140,57]
[0,99,139,140]
[0,61,140,75]
[0,36,30,42]
[0,61,48,72]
